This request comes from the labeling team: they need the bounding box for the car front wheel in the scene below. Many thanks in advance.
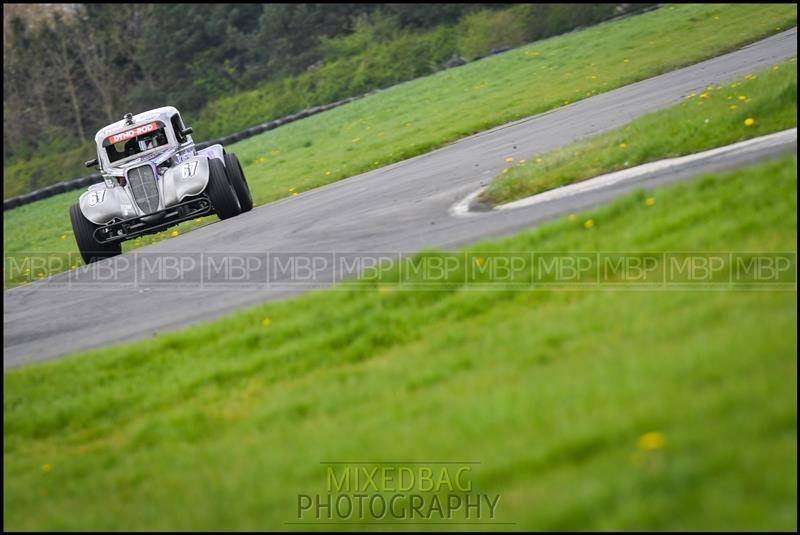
[206,158,241,220]
[224,152,253,212]
[70,203,122,265]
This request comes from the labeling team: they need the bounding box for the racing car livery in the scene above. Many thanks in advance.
[70,106,253,263]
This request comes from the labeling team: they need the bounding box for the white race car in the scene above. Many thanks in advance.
[71,106,252,263]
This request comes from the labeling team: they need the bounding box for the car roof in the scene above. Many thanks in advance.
[95,106,180,144]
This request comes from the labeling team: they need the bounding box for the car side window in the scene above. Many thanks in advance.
[172,114,186,144]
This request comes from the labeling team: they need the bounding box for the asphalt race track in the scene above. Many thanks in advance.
[3,28,797,368]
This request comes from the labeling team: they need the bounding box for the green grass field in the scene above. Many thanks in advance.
[483,59,798,205]
[3,4,797,287]
[4,154,796,530]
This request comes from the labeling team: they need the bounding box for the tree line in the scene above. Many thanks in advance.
[3,4,505,162]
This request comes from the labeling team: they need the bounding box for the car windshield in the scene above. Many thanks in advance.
[105,124,169,164]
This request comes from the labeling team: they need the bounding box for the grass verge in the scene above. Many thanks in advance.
[4,155,797,530]
[3,3,798,287]
[482,59,798,205]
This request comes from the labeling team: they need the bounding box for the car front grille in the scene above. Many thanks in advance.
[127,165,160,214]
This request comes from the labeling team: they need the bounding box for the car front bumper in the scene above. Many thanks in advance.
[93,196,213,244]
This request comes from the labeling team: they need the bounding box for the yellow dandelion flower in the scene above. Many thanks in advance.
[41,464,52,474]
[292,192,299,197]
[325,171,331,176]
[519,159,526,164]
[618,143,627,149]
[60,234,67,240]
[505,156,514,163]
[638,431,666,451]
[170,230,179,237]
[623,58,630,63]
[645,197,656,207]
[501,168,509,174]
[195,218,202,223]
[583,219,594,229]
[699,92,709,99]
[378,285,393,297]
[685,93,696,100]
[729,105,737,110]
[288,187,295,192]
[535,157,544,164]
[744,117,755,126]
[737,95,747,101]
[261,318,272,327]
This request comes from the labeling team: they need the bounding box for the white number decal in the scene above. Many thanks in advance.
[87,190,105,206]
[181,161,198,179]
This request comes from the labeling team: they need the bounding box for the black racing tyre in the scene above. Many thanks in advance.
[224,152,253,213]
[70,203,122,264]
[206,157,241,219]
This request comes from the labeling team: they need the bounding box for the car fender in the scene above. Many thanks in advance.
[162,155,210,206]
[79,185,136,225]
[197,143,224,163]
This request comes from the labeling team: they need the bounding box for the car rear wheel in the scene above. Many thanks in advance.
[206,158,241,220]
[70,203,122,265]
[224,152,253,212]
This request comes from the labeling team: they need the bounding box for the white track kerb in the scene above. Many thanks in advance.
[449,128,798,217]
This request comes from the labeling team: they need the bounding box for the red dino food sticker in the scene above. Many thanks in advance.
[106,122,160,145]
